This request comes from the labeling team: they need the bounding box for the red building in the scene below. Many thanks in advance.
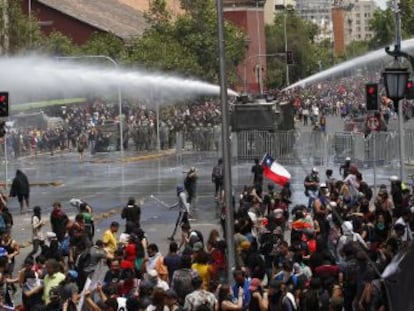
[20,0,147,45]
[224,0,267,94]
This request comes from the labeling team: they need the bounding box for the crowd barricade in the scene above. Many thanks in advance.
[231,129,414,167]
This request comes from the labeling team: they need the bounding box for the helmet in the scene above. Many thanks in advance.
[312,167,319,173]
[345,157,351,161]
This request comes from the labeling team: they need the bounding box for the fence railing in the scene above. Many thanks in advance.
[230,129,414,167]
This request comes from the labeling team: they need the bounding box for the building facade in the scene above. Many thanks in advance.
[264,0,296,25]
[332,0,377,54]
[223,0,267,94]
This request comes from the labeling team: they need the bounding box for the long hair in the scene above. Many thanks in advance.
[32,206,41,223]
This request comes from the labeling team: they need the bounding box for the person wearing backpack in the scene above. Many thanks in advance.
[338,244,361,311]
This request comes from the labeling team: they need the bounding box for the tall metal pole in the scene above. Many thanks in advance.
[216,0,235,283]
[4,133,7,191]
[394,0,405,181]
[284,1,290,86]
[55,55,124,157]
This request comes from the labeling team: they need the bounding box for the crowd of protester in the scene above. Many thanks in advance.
[5,98,223,159]
[0,153,409,311]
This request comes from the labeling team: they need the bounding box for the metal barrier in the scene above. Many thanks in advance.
[231,129,414,167]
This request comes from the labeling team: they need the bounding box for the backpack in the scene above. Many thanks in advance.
[2,211,12,228]
[212,165,223,181]
[75,249,91,271]
[59,236,70,256]
[343,258,359,287]
[189,230,204,247]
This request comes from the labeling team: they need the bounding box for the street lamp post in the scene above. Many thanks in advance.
[284,3,290,86]
[217,0,236,283]
[382,0,414,182]
[56,55,124,156]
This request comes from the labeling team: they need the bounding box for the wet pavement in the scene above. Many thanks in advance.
[5,114,414,304]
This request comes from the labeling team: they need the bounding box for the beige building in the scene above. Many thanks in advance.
[264,0,296,24]
[343,0,377,45]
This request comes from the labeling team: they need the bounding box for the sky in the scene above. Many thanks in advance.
[375,0,387,10]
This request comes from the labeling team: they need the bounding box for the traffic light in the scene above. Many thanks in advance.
[0,92,8,117]
[406,79,414,100]
[286,51,293,65]
[365,83,378,110]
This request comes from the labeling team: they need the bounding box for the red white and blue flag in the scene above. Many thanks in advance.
[261,153,291,186]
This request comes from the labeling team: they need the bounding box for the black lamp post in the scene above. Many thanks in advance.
[382,66,409,111]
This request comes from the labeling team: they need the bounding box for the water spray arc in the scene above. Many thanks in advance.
[56,55,124,156]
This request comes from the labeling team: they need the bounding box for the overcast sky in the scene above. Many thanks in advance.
[375,0,387,9]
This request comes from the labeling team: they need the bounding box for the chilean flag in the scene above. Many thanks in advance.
[261,154,291,186]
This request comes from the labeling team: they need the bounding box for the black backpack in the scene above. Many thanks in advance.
[75,249,91,271]
[344,258,360,287]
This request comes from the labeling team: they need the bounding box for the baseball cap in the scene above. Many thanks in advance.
[249,278,262,291]
[192,241,204,252]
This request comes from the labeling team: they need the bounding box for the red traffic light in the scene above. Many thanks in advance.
[0,96,6,102]
[367,87,376,95]
[407,81,414,89]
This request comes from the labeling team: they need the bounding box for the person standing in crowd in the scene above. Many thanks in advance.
[304,167,320,210]
[339,157,352,179]
[50,201,69,243]
[121,197,141,232]
[251,158,264,192]
[27,206,45,260]
[42,259,66,305]
[9,169,30,214]
[212,158,224,201]
[184,167,198,209]
[77,132,88,161]
[168,185,192,241]
[102,221,119,255]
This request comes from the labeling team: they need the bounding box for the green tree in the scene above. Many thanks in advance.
[266,12,320,87]
[369,8,394,49]
[80,32,124,60]
[0,0,42,54]
[39,31,77,56]
[127,0,246,84]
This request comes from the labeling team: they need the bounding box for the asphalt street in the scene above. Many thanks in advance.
[3,114,414,305]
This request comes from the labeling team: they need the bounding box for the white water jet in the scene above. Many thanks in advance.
[285,38,414,90]
[0,55,237,106]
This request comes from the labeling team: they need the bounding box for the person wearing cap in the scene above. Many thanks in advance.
[19,256,43,311]
[339,157,352,179]
[304,168,320,210]
[121,197,141,233]
[184,166,198,209]
[61,270,79,302]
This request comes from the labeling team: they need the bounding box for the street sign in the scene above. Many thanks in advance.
[366,115,381,131]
